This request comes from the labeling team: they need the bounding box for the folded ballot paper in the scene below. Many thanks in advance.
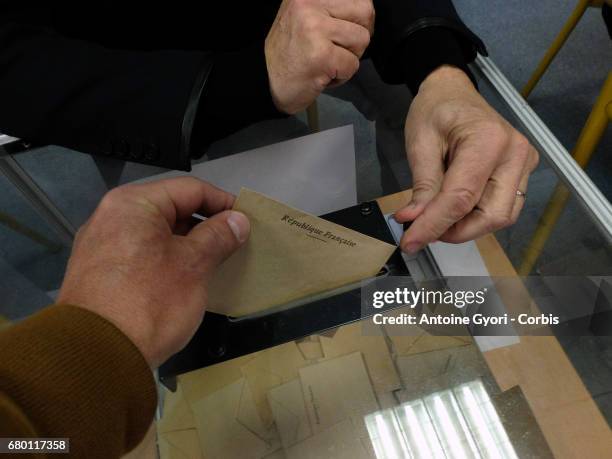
[207,188,396,317]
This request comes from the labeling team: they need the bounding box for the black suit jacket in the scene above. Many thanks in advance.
[0,1,485,171]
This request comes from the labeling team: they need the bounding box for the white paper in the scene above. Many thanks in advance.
[428,241,520,352]
[135,125,357,216]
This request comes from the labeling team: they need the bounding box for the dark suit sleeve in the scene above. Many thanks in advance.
[370,0,487,94]
[0,6,283,171]
[190,40,286,157]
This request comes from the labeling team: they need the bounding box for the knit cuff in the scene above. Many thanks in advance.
[0,305,157,458]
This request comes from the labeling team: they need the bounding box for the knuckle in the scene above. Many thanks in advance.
[98,187,126,211]
[359,0,375,23]
[309,43,330,66]
[512,134,531,161]
[529,148,540,171]
[490,212,512,231]
[313,74,330,90]
[513,132,531,151]
[481,119,506,135]
[356,26,370,50]
[292,0,311,11]
[449,188,478,217]
[199,222,234,254]
[479,121,510,149]
[436,107,461,132]
[302,13,321,34]
[346,56,360,76]
[412,177,439,195]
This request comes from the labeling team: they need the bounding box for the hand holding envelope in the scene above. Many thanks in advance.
[207,189,396,317]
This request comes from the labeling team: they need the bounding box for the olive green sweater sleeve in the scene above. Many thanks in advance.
[0,305,158,458]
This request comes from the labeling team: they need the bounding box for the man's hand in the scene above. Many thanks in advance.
[57,178,249,367]
[265,0,374,114]
[396,66,539,253]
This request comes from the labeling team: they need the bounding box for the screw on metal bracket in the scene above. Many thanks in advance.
[360,202,373,216]
[208,345,226,358]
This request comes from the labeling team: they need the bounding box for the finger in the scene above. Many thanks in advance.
[439,175,518,243]
[394,127,445,223]
[400,141,500,252]
[508,146,536,224]
[440,141,536,243]
[126,177,235,228]
[509,171,530,223]
[187,210,250,274]
[324,44,360,81]
[321,0,375,34]
[325,17,370,58]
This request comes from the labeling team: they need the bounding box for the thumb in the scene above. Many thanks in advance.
[395,129,445,223]
[187,210,250,273]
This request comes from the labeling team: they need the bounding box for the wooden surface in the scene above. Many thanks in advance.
[377,190,612,458]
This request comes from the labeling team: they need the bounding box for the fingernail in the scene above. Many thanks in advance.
[403,241,421,254]
[227,211,250,243]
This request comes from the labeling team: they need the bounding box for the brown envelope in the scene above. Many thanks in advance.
[192,377,280,459]
[388,331,471,357]
[240,342,308,428]
[267,379,312,450]
[158,429,202,459]
[298,352,379,442]
[158,436,188,459]
[296,339,324,361]
[208,189,396,317]
[178,353,256,405]
[158,384,196,434]
[319,322,401,396]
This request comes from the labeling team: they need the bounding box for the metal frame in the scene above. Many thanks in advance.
[473,54,612,243]
[0,138,76,245]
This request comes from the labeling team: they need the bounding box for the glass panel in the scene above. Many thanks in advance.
[158,330,552,458]
[0,169,69,321]
[475,74,612,430]
[2,54,610,458]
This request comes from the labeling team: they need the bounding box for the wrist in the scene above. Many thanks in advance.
[58,289,158,367]
[419,65,474,93]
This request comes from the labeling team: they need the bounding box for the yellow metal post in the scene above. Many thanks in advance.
[0,211,61,252]
[522,0,592,98]
[519,72,612,275]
